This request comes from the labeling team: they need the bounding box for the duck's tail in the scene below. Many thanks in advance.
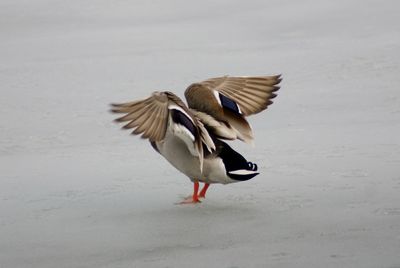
[216,140,259,181]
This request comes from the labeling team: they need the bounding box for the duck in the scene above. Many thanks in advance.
[111,75,282,204]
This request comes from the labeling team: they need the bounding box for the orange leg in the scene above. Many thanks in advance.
[198,183,210,199]
[179,181,201,204]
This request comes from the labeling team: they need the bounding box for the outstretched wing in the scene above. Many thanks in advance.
[186,75,281,116]
[111,91,215,171]
[184,75,281,143]
[111,91,171,142]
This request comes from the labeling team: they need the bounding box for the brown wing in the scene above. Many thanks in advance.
[184,75,281,144]
[110,91,173,142]
[111,91,215,171]
[196,75,281,116]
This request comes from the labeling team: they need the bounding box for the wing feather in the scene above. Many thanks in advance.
[111,91,216,171]
[185,75,281,117]
[219,76,281,116]
[184,74,282,144]
[142,105,160,139]
[111,92,170,142]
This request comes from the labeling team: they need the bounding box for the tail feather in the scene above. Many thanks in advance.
[216,140,259,181]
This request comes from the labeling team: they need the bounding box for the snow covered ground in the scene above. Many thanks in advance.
[1,0,400,267]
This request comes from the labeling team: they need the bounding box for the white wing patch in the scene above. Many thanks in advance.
[228,169,258,175]
[213,90,222,107]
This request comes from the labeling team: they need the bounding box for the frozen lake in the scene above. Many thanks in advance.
[1,0,400,267]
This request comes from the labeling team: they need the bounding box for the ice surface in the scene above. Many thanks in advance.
[1,0,400,267]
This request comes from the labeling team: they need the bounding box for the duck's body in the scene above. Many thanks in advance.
[111,75,281,203]
[154,130,257,185]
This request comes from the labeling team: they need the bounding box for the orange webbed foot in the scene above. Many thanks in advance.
[178,195,201,204]
[177,181,201,205]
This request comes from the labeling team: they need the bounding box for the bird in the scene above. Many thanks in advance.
[111,75,282,204]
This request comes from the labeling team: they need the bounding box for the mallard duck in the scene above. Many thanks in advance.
[111,75,281,204]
